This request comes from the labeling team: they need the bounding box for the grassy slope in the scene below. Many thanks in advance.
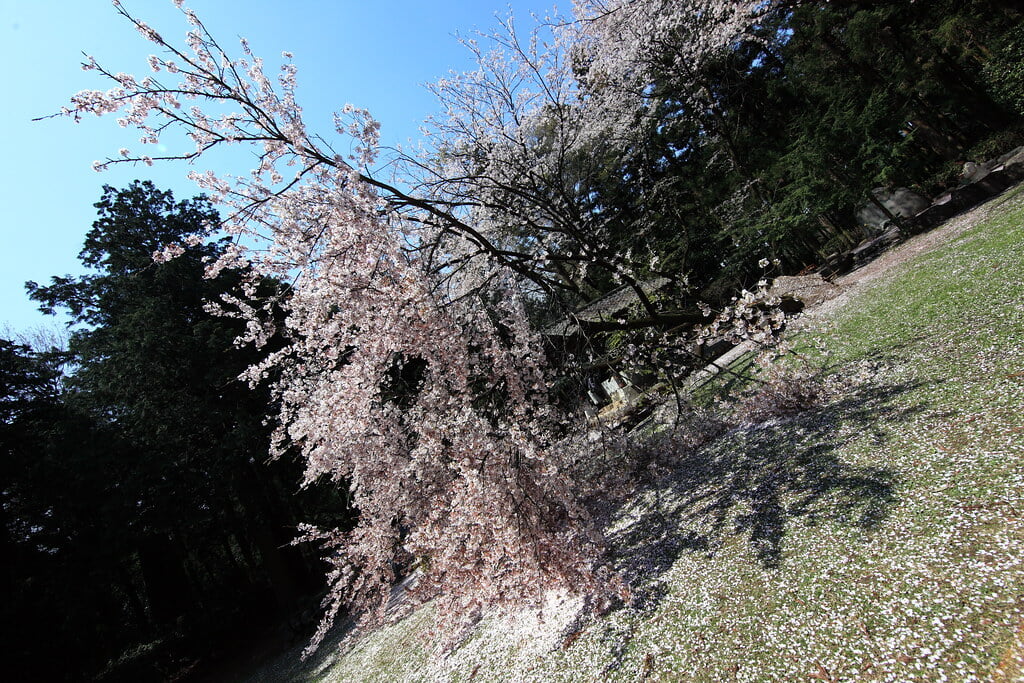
[257,189,1024,682]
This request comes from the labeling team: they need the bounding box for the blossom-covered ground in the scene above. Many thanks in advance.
[252,187,1024,681]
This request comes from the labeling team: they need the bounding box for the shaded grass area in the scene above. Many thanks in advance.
[248,189,1024,681]
[610,378,910,585]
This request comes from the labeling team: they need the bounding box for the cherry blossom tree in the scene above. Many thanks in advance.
[408,0,785,316]
[57,0,617,651]
[569,0,776,225]
[408,0,785,395]
[54,0,789,652]
[403,12,674,325]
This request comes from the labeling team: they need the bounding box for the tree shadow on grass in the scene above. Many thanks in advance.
[254,379,935,679]
[604,378,933,613]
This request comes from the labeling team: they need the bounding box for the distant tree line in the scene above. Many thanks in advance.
[2,182,352,680]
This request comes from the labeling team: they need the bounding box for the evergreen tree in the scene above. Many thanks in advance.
[11,182,349,679]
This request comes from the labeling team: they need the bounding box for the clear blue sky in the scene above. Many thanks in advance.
[0,0,551,336]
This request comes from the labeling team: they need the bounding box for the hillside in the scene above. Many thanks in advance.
[249,186,1024,682]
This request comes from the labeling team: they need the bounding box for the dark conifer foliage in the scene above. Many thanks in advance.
[6,182,351,680]
[548,0,1023,304]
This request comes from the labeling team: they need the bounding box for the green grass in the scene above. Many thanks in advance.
[251,189,1024,682]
